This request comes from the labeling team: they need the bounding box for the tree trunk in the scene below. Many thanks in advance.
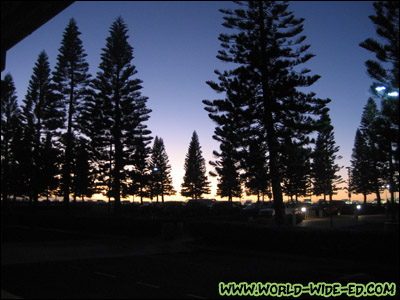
[113,80,122,215]
[63,77,74,205]
[375,185,381,207]
[257,2,284,224]
[388,150,395,222]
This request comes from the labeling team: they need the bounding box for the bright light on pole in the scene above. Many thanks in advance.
[387,91,399,97]
[375,86,387,92]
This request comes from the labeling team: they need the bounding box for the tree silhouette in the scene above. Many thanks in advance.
[149,136,175,202]
[181,131,211,199]
[204,70,247,201]
[351,129,375,203]
[205,1,329,220]
[210,142,242,202]
[83,17,152,210]
[22,51,64,203]
[311,110,343,201]
[359,1,398,91]
[360,1,399,210]
[1,74,22,207]
[358,98,383,204]
[53,18,90,205]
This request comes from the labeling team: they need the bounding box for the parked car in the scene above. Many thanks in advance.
[183,199,211,216]
[210,201,242,215]
[242,201,272,218]
[258,201,304,218]
[318,200,348,215]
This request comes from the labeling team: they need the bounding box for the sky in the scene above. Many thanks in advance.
[1,1,382,202]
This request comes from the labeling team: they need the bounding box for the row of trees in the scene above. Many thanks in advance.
[2,6,344,213]
[1,17,214,209]
[3,2,396,220]
[350,1,399,206]
[203,1,343,222]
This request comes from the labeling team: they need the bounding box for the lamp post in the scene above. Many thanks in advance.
[375,85,398,223]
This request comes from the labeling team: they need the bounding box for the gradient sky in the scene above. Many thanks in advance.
[2,1,381,202]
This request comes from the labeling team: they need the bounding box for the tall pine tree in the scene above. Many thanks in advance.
[359,98,383,204]
[351,129,375,203]
[53,18,91,204]
[181,131,211,199]
[83,17,152,209]
[22,51,64,202]
[360,1,399,212]
[204,1,329,221]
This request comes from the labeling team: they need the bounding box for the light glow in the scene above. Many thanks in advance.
[375,86,387,92]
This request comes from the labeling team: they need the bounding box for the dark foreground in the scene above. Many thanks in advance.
[1,208,399,299]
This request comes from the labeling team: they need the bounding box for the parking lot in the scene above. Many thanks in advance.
[1,202,399,299]
[2,220,398,299]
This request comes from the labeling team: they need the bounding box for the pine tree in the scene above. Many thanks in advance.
[204,1,329,221]
[1,73,22,207]
[360,1,399,211]
[181,131,211,199]
[204,70,247,201]
[149,136,175,202]
[351,129,375,203]
[358,98,383,205]
[53,18,91,204]
[311,110,343,201]
[359,1,399,91]
[83,17,152,209]
[80,87,113,201]
[209,141,242,202]
[22,51,64,202]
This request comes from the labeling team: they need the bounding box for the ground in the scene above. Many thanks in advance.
[1,210,399,299]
